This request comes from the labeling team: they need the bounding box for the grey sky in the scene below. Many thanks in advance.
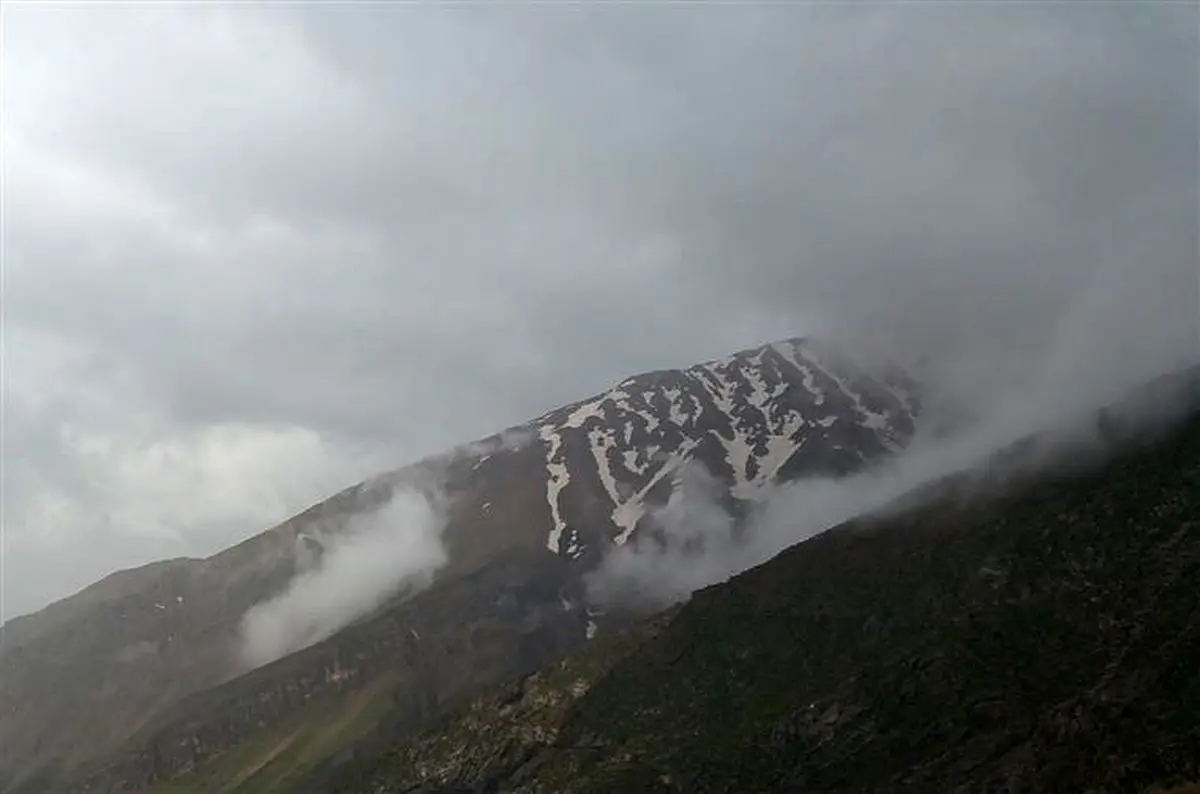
[3,3,1197,620]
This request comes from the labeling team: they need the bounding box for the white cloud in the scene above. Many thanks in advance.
[589,271,1200,610]
[1,3,1194,617]
[2,328,388,619]
[237,487,446,668]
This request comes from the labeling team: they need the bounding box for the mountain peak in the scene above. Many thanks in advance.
[527,336,916,560]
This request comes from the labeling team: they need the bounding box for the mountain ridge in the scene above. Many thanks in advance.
[64,364,1200,794]
[298,364,1200,794]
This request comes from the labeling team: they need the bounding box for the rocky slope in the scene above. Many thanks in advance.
[289,366,1200,794]
[0,337,916,793]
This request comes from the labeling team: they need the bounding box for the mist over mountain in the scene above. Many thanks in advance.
[0,335,924,791]
[13,356,1193,794]
[5,3,1198,623]
[3,4,1198,793]
[314,370,1200,794]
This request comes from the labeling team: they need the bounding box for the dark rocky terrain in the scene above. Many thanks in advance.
[0,337,915,793]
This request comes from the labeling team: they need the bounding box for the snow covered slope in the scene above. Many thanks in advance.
[428,337,918,571]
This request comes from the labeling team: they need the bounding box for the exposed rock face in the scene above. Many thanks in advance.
[0,337,917,792]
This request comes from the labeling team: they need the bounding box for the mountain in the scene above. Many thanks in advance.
[0,337,917,793]
[433,336,916,576]
[270,365,1200,793]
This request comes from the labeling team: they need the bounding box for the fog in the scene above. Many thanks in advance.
[3,3,1196,619]
[589,256,1200,610]
[238,487,446,668]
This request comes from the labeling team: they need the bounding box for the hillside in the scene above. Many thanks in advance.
[0,337,915,793]
[287,368,1200,793]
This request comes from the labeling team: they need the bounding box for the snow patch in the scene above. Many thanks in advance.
[563,398,606,429]
[613,440,698,545]
[540,423,572,554]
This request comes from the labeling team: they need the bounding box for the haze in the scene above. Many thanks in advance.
[3,3,1197,620]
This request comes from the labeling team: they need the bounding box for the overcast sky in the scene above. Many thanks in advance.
[3,2,1197,620]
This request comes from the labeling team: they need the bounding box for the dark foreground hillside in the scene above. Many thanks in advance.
[314,393,1200,793]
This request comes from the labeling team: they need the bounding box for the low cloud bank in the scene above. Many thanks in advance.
[587,463,742,608]
[590,369,1197,611]
[590,264,1200,611]
[238,486,446,668]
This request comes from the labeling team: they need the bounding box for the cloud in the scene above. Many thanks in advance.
[588,274,1200,610]
[588,384,1196,613]
[587,461,739,609]
[2,3,1195,615]
[454,425,538,460]
[1,328,388,621]
[238,486,446,669]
